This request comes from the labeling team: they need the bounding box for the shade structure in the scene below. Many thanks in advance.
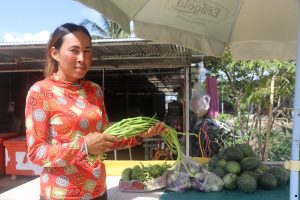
[74,0,297,60]
[74,1,300,199]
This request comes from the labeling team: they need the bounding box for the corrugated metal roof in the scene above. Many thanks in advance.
[0,38,192,95]
[0,38,191,71]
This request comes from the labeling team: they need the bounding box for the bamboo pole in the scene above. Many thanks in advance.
[263,75,275,161]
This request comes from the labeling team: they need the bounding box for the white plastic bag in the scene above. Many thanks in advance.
[190,82,210,118]
[166,171,190,192]
[190,93,211,118]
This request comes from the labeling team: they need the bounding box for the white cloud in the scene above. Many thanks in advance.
[3,31,50,43]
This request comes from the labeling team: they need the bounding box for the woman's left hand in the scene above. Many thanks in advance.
[139,122,167,138]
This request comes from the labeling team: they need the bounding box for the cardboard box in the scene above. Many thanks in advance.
[4,136,42,176]
[0,132,18,174]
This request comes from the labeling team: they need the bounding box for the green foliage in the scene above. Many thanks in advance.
[121,163,171,182]
[217,129,252,149]
[267,129,292,161]
[216,113,292,161]
[216,113,234,122]
[135,162,171,182]
[203,48,295,118]
[80,16,129,39]
[216,114,254,150]
[199,45,295,163]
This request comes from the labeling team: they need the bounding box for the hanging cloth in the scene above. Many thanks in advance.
[205,76,219,118]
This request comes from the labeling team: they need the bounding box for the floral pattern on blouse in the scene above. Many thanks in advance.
[25,75,137,200]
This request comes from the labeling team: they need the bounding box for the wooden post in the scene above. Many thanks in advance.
[263,75,275,161]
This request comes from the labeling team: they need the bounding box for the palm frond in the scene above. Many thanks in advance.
[80,14,129,39]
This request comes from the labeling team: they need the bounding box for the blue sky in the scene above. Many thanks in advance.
[0,0,102,42]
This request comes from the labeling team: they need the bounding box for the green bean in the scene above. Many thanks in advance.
[102,116,189,172]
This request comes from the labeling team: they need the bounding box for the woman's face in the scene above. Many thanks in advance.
[51,31,92,83]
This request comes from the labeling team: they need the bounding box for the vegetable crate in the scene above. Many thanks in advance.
[3,136,42,176]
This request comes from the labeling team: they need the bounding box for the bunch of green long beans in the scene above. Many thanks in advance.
[104,116,159,138]
[103,116,184,170]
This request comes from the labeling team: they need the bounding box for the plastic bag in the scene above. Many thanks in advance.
[176,155,203,175]
[202,171,224,192]
[189,82,210,118]
[166,171,190,192]
[190,170,224,192]
[190,93,211,118]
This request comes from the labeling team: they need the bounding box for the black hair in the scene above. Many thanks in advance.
[44,23,92,77]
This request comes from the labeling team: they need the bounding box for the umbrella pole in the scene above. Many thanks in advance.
[184,64,190,156]
[289,2,300,199]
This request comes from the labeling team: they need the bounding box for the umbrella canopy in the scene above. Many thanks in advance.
[74,1,300,200]
[74,0,298,60]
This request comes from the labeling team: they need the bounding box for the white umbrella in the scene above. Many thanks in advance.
[74,0,300,199]
[74,0,297,60]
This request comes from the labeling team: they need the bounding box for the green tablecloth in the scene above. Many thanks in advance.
[160,184,290,200]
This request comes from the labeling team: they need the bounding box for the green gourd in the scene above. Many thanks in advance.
[121,167,132,181]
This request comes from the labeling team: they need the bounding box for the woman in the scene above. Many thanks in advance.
[25,23,166,200]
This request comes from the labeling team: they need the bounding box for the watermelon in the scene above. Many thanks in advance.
[268,167,289,186]
[258,173,277,190]
[224,161,241,174]
[237,174,257,193]
[236,143,256,157]
[211,167,226,178]
[223,147,244,161]
[240,157,260,172]
[223,173,239,190]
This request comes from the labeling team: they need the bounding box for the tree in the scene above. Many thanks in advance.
[202,48,295,159]
[80,15,129,39]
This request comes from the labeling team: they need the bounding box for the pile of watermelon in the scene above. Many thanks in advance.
[205,143,289,193]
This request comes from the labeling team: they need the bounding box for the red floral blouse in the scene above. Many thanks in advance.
[25,75,139,200]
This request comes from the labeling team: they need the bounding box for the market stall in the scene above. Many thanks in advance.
[0,157,291,200]
[0,175,291,200]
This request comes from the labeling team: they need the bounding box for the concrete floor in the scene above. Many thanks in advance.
[0,174,36,193]
[0,145,147,194]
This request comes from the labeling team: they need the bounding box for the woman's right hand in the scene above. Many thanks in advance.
[84,132,120,155]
